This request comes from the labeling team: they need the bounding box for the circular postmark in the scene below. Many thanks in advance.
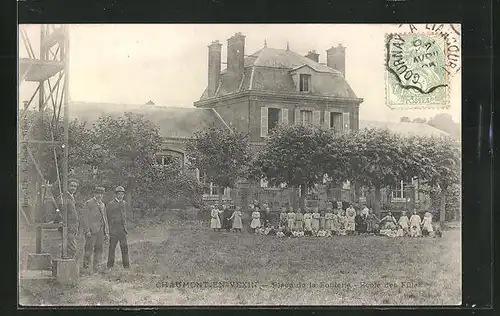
[386,33,447,94]
[397,24,461,76]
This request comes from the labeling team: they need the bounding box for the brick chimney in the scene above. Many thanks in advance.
[207,40,222,98]
[326,44,346,78]
[227,32,246,83]
[305,50,319,62]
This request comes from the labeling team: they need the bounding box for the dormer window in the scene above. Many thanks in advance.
[299,74,311,92]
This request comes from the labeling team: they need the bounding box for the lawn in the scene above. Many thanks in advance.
[19,216,461,306]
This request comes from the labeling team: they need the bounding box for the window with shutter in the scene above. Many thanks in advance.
[324,111,331,129]
[261,106,268,137]
[312,110,320,126]
[342,112,350,133]
[301,110,313,125]
[268,108,280,132]
[281,108,289,125]
[294,109,301,125]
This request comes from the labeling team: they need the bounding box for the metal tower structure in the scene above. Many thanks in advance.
[19,24,70,260]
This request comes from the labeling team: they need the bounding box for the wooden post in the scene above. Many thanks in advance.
[35,25,46,254]
[61,25,70,258]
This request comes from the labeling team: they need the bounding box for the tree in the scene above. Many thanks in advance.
[253,124,333,210]
[341,128,408,216]
[185,125,250,203]
[400,116,411,123]
[417,135,461,223]
[19,109,93,205]
[90,112,163,203]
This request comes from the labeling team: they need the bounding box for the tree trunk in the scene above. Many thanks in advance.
[439,188,446,224]
[299,184,306,211]
[373,183,382,217]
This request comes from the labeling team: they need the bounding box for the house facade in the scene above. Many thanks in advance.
[67,32,449,212]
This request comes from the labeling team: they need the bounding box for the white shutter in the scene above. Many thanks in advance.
[342,112,350,133]
[295,109,301,125]
[281,108,289,125]
[261,106,268,137]
[312,110,321,126]
[324,111,331,129]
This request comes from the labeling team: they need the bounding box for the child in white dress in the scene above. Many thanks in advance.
[409,211,422,237]
[421,211,434,237]
[210,205,221,231]
[398,211,410,235]
[250,208,261,233]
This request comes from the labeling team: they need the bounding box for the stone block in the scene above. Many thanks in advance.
[26,253,52,270]
[52,258,78,285]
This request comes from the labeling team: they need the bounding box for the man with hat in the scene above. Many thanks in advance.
[55,178,80,259]
[81,186,109,272]
[106,186,130,269]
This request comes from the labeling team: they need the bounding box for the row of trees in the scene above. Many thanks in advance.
[20,110,460,223]
[186,124,460,223]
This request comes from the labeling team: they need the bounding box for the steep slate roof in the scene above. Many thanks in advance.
[200,47,358,100]
[69,102,225,139]
[359,120,450,137]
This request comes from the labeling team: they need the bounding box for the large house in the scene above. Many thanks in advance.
[69,32,449,211]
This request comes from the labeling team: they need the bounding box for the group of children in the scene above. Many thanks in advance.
[209,201,442,238]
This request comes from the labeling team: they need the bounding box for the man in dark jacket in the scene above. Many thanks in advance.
[106,186,130,269]
[81,186,109,272]
[56,178,80,259]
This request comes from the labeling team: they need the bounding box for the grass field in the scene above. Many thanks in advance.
[19,215,461,306]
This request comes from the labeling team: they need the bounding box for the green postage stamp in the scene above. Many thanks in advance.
[385,33,450,108]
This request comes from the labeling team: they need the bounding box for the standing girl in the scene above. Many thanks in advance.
[421,211,434,237]
[345,205,356,235]
[409,210,422,237]
[303,209,313,234]
[210,205,221,231]
[324,208,333,231]
[319,210,326,231]
[287,208,296,232]
[398,211,410,235]
[279,207,288,229]
[250,206,262,233]
[295,209,304,231]
[311,208,320,232]
[230,206,243,232]
[366,209,380,234]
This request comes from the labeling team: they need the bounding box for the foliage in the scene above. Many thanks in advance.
[253,124,334,207]
[419,183,461,220]
[185,125,251,192]
[400,116,411,123]
[336,128,409,214]
[341,128,407,188]
[419,136,461,190]
[19,109,93,200]
[19,111,202,213]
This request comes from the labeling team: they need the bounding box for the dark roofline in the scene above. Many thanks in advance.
[194,89,363,107]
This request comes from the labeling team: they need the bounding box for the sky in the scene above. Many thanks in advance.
[19,24,461,123]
